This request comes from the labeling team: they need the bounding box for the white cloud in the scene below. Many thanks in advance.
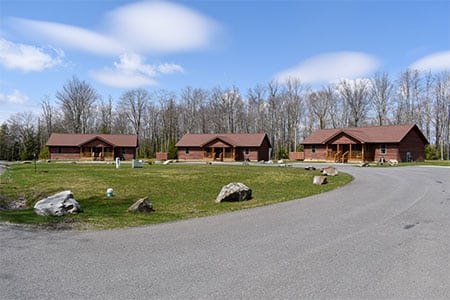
[158,63,185,74]
[91,53,184,88]
[104,1,219,53]
[275,52,380,84]
[10,18,123,56]
[0,90,30,107]
[9,1,220,56]
[410,51,450,72]
[0,38,63,72]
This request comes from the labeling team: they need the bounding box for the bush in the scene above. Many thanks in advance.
[425,144,441,160]
[39,147,49,160]
[276,147,289,160]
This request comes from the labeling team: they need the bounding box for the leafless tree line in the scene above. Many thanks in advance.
[1,70,449,161]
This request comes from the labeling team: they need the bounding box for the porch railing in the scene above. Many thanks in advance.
[81,151,114,160]
[203,151,234,160]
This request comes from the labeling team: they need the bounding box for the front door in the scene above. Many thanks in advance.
[214,148,223,161]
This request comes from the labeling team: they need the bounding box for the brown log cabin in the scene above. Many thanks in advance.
[47,133,138,160]
[301,124,428,163]
[176,133,272,161]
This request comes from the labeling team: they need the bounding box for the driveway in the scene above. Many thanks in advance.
[1,165,449,299]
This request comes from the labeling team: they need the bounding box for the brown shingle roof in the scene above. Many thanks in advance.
[176,133,271,148]
[301,124,428,144]
[47,133,138,147]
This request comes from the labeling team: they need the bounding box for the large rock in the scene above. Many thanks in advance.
[313,175,328,185]
[128,197,154,213]
[34,191,82,216]
[215,183,252,203]
[321,166,339,176]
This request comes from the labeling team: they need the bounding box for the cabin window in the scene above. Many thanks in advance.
[58,147,62,153]
[245,148,249,155]
[380,144,387,155]
[185,147,190,154]
[122,147,127,154]
[311,145,316,154]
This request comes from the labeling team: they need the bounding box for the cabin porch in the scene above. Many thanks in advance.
[326,144,374,163]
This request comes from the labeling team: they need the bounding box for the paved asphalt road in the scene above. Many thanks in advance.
[1,165,450,299]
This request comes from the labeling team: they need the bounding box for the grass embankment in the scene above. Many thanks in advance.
[0,162,352,230]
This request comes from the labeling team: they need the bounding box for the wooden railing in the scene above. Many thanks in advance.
[81,151,114,160]
[351,150,362,159]
[203,152,234,160]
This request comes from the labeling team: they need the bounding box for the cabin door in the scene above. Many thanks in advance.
[214,148,223,161]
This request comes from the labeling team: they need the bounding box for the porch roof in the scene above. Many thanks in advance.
[47,133,138,147]
[301,124,428,145]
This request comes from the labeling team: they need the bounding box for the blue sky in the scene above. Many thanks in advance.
[1,0,449,123]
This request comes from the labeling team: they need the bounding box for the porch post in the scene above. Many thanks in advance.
[326,144,328,160]
[349,144,352,159]
[362,144,365,161]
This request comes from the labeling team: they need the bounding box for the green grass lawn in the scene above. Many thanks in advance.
[0,162,353,230]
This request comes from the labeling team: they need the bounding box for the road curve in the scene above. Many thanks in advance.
[1,165,450,299]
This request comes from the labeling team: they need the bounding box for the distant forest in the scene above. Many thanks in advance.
[0,69,449,161]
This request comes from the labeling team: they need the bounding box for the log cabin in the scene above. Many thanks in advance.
[176,133,272,161]
[47,133,138,160]
[301,124,428,163]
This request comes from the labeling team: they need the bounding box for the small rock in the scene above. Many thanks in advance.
[388,159,399,166]
[128,197,154,213]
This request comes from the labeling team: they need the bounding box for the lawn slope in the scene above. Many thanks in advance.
[0,163,353,230]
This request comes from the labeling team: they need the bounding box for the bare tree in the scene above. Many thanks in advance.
[433,72,450,159]
[308,85,333,129]
[112,109,132,134]
[40,95,54,138]
[154,90,180,155]
[338,79,371,127]
[7,112,38,160]
[395,69,421,124]
[180,87,208,134]
[220,86,243,134]
[118,89,149,139]
[282,78,308,151]
[97,96,113,134]
[56,76,99,133]
[371,72,394,126]
[247,84,268,133]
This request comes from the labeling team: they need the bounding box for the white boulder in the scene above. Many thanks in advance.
[34,191,82,216]
[321,166,339,176]
[215,183,252,203]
